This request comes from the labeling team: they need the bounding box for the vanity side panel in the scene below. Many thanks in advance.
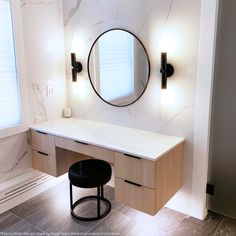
[155,143,184,212]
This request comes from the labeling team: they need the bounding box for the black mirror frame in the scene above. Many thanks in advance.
[87,28,151,107]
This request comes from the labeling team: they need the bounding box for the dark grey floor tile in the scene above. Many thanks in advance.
[90,209,169,236]
[88,210,134,235]
[0,211,21,231]
[173,211,222,236]
[172,216,203,236]
[26,197,100,233]
[10,180,68,219]
[144,207,185,233]
[2,220,42,233]
[3,179,233,236]
[122,221,170,236]
[10,179,95,220]
[113,204,185,234]
[213,216,236,236]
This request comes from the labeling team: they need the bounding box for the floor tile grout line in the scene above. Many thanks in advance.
[169,215,187,234]
[212,215,225,236]
[86,210,115,233]
[5,211,45,233]
[111,206,186,235]
[10,203,51,222]
[9,192,69,222]
[194,213,224,235]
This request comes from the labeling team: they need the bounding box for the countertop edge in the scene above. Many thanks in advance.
[30,125,185,161]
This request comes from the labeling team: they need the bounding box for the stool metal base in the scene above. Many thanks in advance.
[70,183,111,221]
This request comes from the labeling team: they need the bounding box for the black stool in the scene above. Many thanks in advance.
[68,159,112,221]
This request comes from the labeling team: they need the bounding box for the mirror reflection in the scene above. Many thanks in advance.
[88,29,150,107]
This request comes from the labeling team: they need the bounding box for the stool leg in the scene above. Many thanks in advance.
[97,186,100,217]
[101,185,104,198]
[70,183,73,209]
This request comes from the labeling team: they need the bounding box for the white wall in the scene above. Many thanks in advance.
[191,0,219,219]
[0,133,31,183]
[21,0,67,123]
[0,0,67,183]
[63,0,201,216]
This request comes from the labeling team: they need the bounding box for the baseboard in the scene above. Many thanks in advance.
[0,170,67,214]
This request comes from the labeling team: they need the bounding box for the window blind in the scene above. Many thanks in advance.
[0,0,21,129]
[98,30,134,102]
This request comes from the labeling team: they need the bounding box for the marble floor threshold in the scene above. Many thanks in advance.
[0,179,235,236]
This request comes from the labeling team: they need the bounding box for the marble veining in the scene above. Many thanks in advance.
[31,83,48,124]
[165,0,175,23]
[63,0,82,26]
[30,118,184,160]
[137,0,156,35]
[159,105,191,132]
[0,133,31,182]
[21,0,59,8]
[2,151,28,176]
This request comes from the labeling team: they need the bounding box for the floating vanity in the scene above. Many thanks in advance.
[30,118,184,215]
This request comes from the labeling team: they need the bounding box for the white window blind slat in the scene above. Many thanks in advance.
[98,31,134,102]
[0,0,21,129]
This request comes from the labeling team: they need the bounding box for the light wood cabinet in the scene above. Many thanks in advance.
[55,136,114,164]
[155,143,184,211]
[31,130,57,176]
[31,130,55,156]
[114,152,155,189]
[32,150,57,177]
[114,143,184,215]
[115,177,156,215]
[30,128,184,216]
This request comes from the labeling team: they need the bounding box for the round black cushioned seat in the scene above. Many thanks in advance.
[68,159,112,188]
[68,159,112,221]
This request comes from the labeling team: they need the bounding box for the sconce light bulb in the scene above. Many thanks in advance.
[160,32,176,53]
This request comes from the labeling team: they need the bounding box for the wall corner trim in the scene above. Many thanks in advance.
[190,0,219,220]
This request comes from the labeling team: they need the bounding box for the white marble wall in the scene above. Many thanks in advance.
[63,0,201,215]
[21,0,67,123]
[0,0,66,182]
[0,133,31,183]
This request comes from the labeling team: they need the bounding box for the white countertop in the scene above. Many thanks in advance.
[30,118,184,161]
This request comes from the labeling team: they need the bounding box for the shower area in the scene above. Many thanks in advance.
[208,0,236,219]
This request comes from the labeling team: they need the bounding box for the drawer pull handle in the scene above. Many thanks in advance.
[75,141,89,145]
[36,131,48,135]
[124,153,141,160]
[37,151,48,156]
[124,180,142,187]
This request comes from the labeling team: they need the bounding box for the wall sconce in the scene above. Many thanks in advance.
[71,53,83,82]
[160,52,174,89]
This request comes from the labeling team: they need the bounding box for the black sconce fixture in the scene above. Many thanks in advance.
[160,52,174,89]
[71,53,83,82]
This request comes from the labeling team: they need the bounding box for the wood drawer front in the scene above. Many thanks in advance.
[55,136,114,164]
[32,150,57,177]
[31,130,55,155]
[115,177,156,215]
[114,152,155,189]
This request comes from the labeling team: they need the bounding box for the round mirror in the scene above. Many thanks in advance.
[87,29,150,107]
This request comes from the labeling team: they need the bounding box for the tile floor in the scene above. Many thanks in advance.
[0,179,235,236]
